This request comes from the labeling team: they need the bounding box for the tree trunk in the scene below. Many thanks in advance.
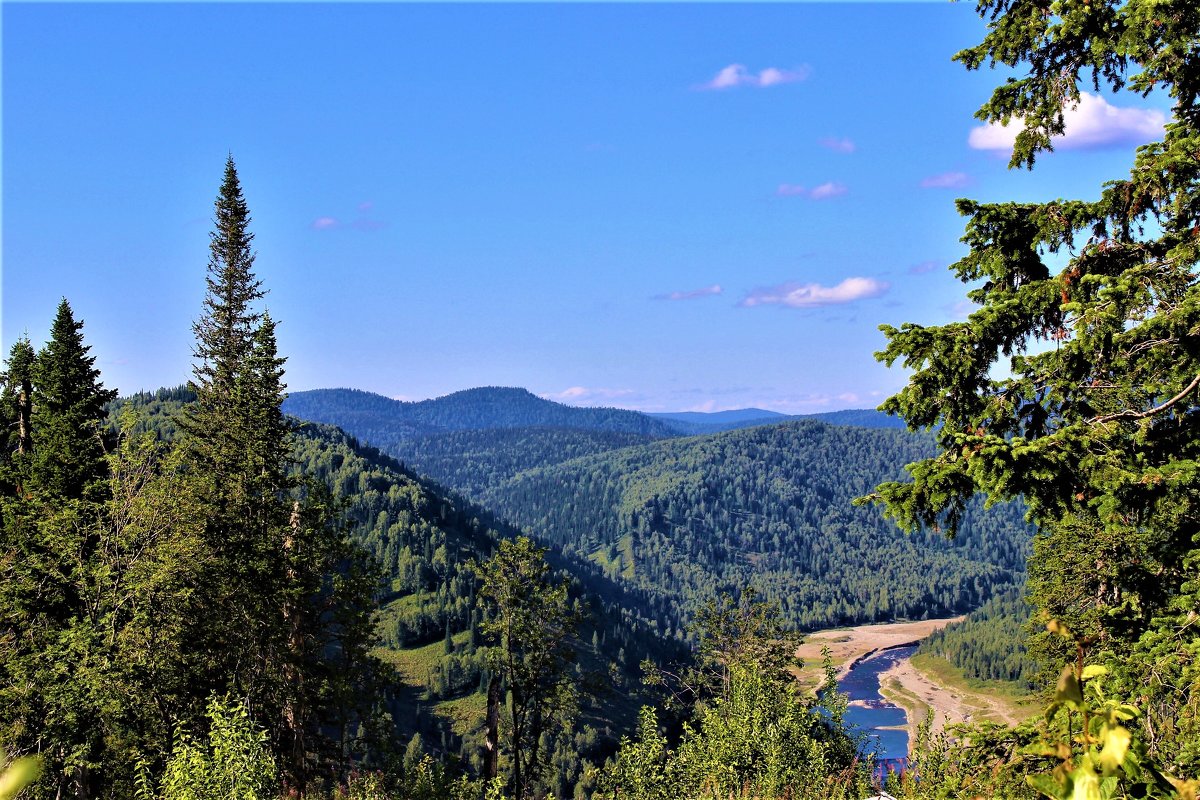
[484,674,501,780]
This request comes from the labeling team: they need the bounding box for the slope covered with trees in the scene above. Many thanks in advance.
[282,387,680,447]
[470,420,1031,634]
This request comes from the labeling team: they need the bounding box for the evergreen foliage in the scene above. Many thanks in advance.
[471,420,1031,634]
[28,299,116,499]
[919,589,1038,687]
[866,0,1200,789]
[476,537,583,799]
[0,337,36,463]
[282,387,681,446]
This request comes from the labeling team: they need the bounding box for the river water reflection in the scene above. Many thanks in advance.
[836,644,917,762]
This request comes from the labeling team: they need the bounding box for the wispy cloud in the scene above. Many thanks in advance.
[819,137,856,154]
[311,207,386,233]
[654,284,723,301]
[739,276,889,309]
[968,92,1166,152]
[699,63,810,91]
[908,260,939,275]
[946,299,976,319]
[776,181,847,200]
[920,171,969,189]
[542,386,640,407]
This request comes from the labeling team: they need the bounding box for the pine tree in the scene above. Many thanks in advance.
[0,302,119,799]
[178,157,384,791]
[178,156,293,778]
[28,299,116,499]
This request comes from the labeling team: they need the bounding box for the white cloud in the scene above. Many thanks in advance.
[541,386,639,407]
[776,181,847,200]
[968,92,1166,152]
[809,181,848,200]
[310,216,340,231]
[920,171,969,189]
[655,284,723,301]
[739,277,890,309]
[819,137,856,154]
[699,63,810,91]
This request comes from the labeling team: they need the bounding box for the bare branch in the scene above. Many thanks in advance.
[1090,373,1200,425]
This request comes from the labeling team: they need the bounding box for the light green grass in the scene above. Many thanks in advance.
[909,652,1040,724]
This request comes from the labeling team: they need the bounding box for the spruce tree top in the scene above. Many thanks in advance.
[192,156,263,396]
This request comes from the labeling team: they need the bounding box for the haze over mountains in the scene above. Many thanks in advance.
[282,386,906,441]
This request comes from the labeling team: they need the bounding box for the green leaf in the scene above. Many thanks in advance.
[1097,725,1130,776]
[1029,772,1068,799]
[1070,766,1101,800]
[1055,665,1083,706]
[0,756,43,800]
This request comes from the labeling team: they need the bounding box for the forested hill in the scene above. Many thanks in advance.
[470,419,1031,634]
[282,387,681,446]
[109,391,679,792]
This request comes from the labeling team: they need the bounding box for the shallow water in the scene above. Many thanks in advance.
[836,643,917,761]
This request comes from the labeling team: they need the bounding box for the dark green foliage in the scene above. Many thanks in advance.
[919,589,1037,687]
[472,420,1031,634]
[600,594,867,800]
[388,427,657,501]
[0,301,125,798]
[28,299,117,499]
[289,419,679,798]
[0,337,36,462]
[651,407,907,436]
[868,0,1200,787]
[476,537,582,799]
[0,159,391,797]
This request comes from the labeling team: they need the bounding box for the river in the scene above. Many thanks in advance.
[836,643,917,762]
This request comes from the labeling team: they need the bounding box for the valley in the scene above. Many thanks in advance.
[277,383,1040,774]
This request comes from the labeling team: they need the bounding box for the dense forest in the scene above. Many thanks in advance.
[918,590,1038,688]
[380,417,1032,633]
[5,1,1200,796]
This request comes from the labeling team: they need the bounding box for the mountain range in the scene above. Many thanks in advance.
[283,385,1030,634]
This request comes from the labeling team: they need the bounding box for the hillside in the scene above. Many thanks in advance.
[649,407,912,435]
[281,389,1030,637]
[282,387,681,447]
[109,390,678,792]
[470,419,1031,634]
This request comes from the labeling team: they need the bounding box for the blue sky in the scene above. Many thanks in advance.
[2,3,1170,413]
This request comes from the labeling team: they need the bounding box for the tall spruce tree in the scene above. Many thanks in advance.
[179,156,292,770]
[184,154,267,482]
[28,300,116,499]
[180,157,384,791]
[0,302,119,799]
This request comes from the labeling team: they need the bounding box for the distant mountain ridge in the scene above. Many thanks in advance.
[285,386,907,444]
[650,408,787,424]
[650,407,907,435]
[282,386,681,447]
